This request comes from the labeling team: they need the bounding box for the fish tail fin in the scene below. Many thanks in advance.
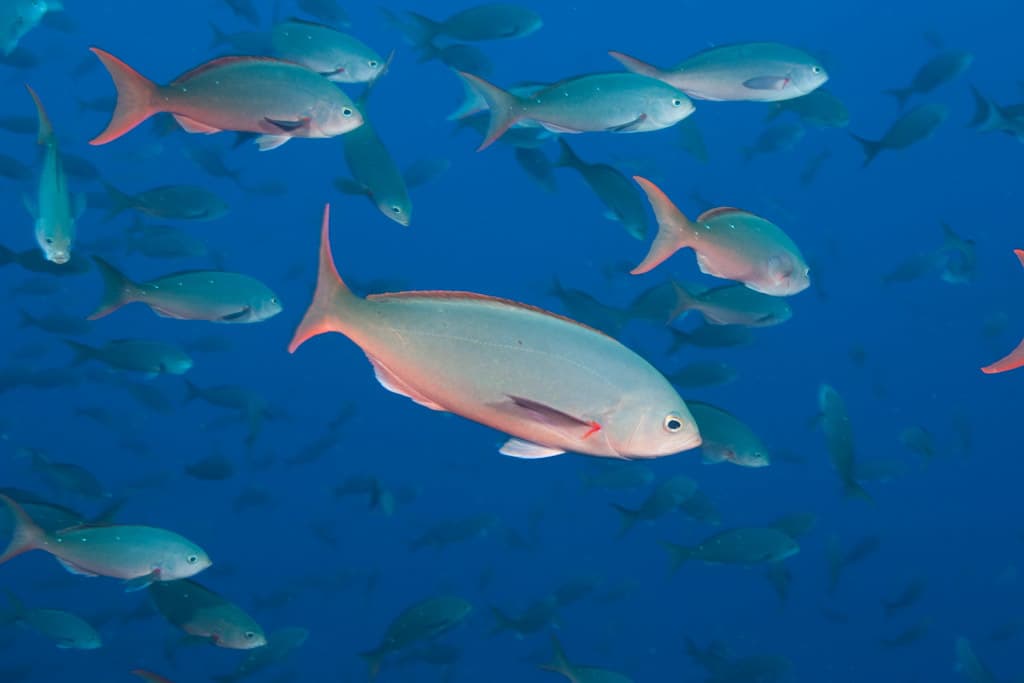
[182,379,202,403]
[208,22,230,49]
[88,256,139,320]
[17,308,35,328]
[668,281,699,323]
[62,339,97,365]
[487,606,515,635]
[661,541,692,573]
[539,635,573,676]
[455,72,522,151]
[982,336,1024,375]
[607,50,667,81]
[842,477,874,502]
[288,204,360,354]
[0,494,44,565]
[850,133,883,167]
[967,85,1002,131]
[24,84,54,145]
[630,176,692,275]
[741,146,755,163]
[359,647,386,681]
[446,74,487,121]
[609,503,640,537]
[102,181,134,220]
[882,87,913,109]
[554,138,582,169]
[400,11,441,50]
[1,590,24,625]
[89,47,160,146]
[0,244,15,267]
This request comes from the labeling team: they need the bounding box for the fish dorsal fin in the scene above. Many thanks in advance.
[696,207,748,222]
[171,56,295,85]
[366,291,612,338]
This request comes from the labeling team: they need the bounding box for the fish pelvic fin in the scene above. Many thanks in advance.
[630,176,693,275]
[88,256,140,320]
[607,50,666,80]
[89,47,160,146]
[0,494,45,565]
[24,84,55,145]
[288,204,359,354]
[850,133,883,167]
[455,72,522,151]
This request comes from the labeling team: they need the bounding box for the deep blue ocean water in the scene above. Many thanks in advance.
[0,1,1021,681]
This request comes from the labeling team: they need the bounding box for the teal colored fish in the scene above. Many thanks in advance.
[149,579,266,650]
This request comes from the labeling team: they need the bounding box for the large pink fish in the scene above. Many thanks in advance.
[981,249,1024,374]
[289,205,701,459]
[88,48,363,151]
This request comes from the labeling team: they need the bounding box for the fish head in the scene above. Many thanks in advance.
[758,253,810,296]
[216,622,268,650]
[163,353,194,375]
[314,98,364,138]
[251,293,284,321]
[36,224,72,265]
[790,61,829,96]
[341,56,386,84]
[647,89,696,127]
[159,542,212,580]
[375,193,412,227]
[734,448,771,468]
[611,395,702,457]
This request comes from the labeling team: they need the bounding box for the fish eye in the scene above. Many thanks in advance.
[368,60,379,68]
[812,66,823,74]
[186,554,198,564]
[672,98,683,107]
[244,631,256,639]
[391,206,402,214]
[663,414,685,433]
[342,108,353,117]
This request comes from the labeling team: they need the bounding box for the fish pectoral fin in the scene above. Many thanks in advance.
[367,354,448,411]
[254,134,292,151]
[503,395,596,431]
[608,114,648,133]
[219,307,251,322]
[264,117,309,132]
[500,438,565,459]
[122,570,159,592]
[172,114,223,134]
[334,177,369,196]
[22,194,37,219]
[55,557,100,577]
[743,76,789,90]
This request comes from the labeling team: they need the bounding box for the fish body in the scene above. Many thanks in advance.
[64,338,194,376]
[103,183,228,221]
[818,385,871,499]
[631,177,809,296]
[4,593,100,650]
[289,205,701,460]
[766,88,849,127]
[390,4,542,46]
[851,103,947,165]
[0,0,60,56]
[884,50,973,108]
[89,49,363,151]
[609,42,828,102]
[88,257,282,323]
[687,401,770,467]
[555,139,648,240]
[271,18,385,84]
[457,72,694,150]
[664,527,799,571]
[362,596,472,680]
[149,579,266,649]
[610,474,697,536]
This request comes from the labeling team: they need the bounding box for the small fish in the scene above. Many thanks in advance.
[540,635,634,683]
[457,71,694,150]
[0,0,61,56]
[490,595,559,638]
[298,0,350,26]
[555,138,649,240]
[126,220,209,260]
[955,637,999,683]
[581,460,654,491]
[3,592,101,650]
[88,257,282,323]
[663,527,799,571]
[0,494,211,589]
[800,148,832,186]
[609,42,828,102]
[766,88,849,128]
[981,250,1024,374]
[149,579,266,649]
[384,4,542,48]
[24,85,82,265]
[610,474,697,536]
[289,205,701,459]
[18,447,107,499]
[630,177,810,296]
[0,153,30,181]
[409,514,499,551]
[883,577,925,617]
[184,453,235,481]
[677,117,709,161]
[883,50,973,108]
[817,385,871,500]
[272,18,385,84]
[742,122,805,162]
[89,48,363,151]
[667,361,738,388]
[687,400,770,467]
[212,627,309,683]
[514,146,557,192]
[361,596,472,680]
[64,339,193,376]
[967,85,1024,142]
[101,182,228,221]
[667,282,793,327]
[131,671,175,683]
[850,103,947,166]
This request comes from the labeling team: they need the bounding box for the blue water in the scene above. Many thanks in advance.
[1,1,1021,681]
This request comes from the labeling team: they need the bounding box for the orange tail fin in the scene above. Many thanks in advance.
[981,250,1024,375]
[0,494,44,565]
[631,176,692,275]
[89,47,160,145]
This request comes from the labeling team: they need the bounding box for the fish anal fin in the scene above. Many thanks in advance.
[500,439,565,459]
[367,355,447,411]
[173,114,222,134]
[56,557,100,577]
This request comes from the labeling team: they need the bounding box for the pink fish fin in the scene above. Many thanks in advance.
[254,134,291,151]
[695,252,728,279]
[0,494,44,565]
[630,176,693,275]
[88,48,160,145]
[981,336,1024,375]
[367,354,447,411]
[503,395,595,432]
[1014,248,1024,268]
[172,114,222,134]
[455,71,523,151]
[607,50,665,80]
[24,84,54,145]
[499,438,565,459]
[55,557,100,577]
[288,204,359,353]
[88,257,140,320]
[743,76,790,90]
[122,570,160,592]
[131,670,175,683]
[607,113,647,133]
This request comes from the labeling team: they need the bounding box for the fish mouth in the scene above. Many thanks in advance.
[47,252,70,264]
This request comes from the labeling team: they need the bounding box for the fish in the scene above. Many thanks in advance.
[765,88,849,128]
[149,579,266,649]
[610,474,697,536]
[687,401,770,467]
[981,250,1024,374]
[0,153,30,181]
[0,0,61,56]
[101,182,228,221]
[677,117,709,161]
[515,146,558,192]
[131,671,175,683]
[361,596,472,680]
[89,48,363,151]
[850,103,948,166]
[64,338,193,376]
[685,638,792,683]
[666,361,738,388]
[289,205,701,460]
[817,385,871,500]
[272,18,385,84]
[630,177,810,296]
[409,514,499,551]
[742,122,805,162]
[0,494,211,590]
[126,220,209,260]
[581,461,654,491]
[184,453,235,481]
[608,42,828,102]
[540,635,634,682]
[212,627,309,683]
[456,71,694,150]
[883,50,973,108]
[555,138,649,240]
[800,148,832,185]
[967,85,1024,141]
[882,577,925,617]
[334,82,414,226]
[18,448,107,499]
[24,85,82,266]
[490,595,559,638]
[663,527,799,571]
[955,637,999,683]
[297,0,350,26]
[384,4,542,48]
[670,281,793,328]
[88,257,282,323]
[2,592,101,649]
[19,307,92,335]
